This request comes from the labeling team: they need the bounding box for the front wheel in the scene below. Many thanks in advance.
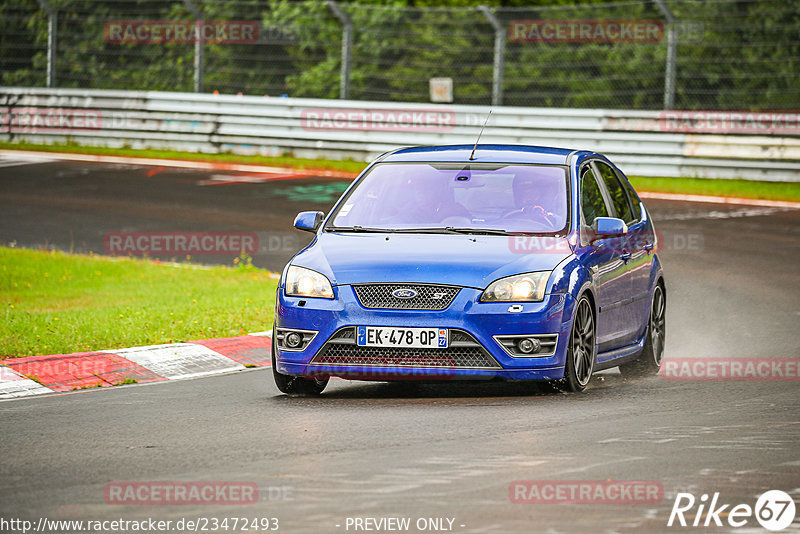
[271,329,328,395]
[559,296,595,393]
[620,284,665,377]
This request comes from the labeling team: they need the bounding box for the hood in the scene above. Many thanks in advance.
[291,232,573,289]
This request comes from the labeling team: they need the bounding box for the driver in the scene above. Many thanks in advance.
[507,174,559,225]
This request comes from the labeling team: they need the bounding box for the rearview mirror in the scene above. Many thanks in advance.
[294,211,325,233]
[591,217,628,241]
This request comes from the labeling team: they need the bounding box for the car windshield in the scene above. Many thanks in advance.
[328,162,569,234]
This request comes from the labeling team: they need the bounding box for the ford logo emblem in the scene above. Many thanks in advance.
[392,288,418,299]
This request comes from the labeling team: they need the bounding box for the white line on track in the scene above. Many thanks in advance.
[0,149,295,174]
[0,150,353,177]
[638,191,800,209]
[0,154,55,168]
[657,206,793,221]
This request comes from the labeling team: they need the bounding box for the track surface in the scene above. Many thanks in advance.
[1,158,799,533]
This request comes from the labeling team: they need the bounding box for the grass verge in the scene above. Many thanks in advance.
[0,247,278,358]
[1,141,798,201]
[628,176,800,202]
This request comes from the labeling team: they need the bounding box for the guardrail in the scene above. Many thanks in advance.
[2,87,799,181]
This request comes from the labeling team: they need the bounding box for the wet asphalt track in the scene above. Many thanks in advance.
[1,157,799,533]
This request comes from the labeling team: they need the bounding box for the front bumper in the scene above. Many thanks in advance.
[275,284,576,381]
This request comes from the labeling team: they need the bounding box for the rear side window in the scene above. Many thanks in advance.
[596,162,634,224]
[580,168,608,225]
[622,179,642,221]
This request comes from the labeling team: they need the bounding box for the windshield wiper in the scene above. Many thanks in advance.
[326,225,397,233]
[444,227,511,235]
[328,226,524,236]
[391,227,512,235]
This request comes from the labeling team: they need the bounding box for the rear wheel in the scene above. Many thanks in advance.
[620,284,665,377]
[271,328,328,395]
[560,296,595,392]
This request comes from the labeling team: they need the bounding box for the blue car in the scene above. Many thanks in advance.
[272,145,665,394]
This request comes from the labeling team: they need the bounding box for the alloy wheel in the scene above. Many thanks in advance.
[650,285,666,366]
[572,298,595,386]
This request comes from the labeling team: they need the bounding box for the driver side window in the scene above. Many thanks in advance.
[580,167,609,226]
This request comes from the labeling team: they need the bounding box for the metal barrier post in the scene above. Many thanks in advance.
[183,0,204,93]
[327,0,353,100]
[653,0,678,110]
[36,0,57,87]
[479,6,505,107]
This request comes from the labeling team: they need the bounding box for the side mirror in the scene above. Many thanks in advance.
[591,217,628,241]
[294,211,325,233]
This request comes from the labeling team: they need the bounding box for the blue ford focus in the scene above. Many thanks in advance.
[272,145,665,394]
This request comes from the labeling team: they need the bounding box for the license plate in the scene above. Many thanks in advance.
[356,326,448,349]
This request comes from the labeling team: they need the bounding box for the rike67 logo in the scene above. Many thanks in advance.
[668,490,796,531]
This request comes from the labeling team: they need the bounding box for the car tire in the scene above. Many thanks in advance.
[271,327,328,395]
[620,283,665,378]
[559,295,595,393]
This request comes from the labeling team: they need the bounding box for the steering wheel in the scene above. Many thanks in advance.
[503,205,558,231]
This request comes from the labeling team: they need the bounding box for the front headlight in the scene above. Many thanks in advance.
[285,265,334,299]
[480,272,550,302]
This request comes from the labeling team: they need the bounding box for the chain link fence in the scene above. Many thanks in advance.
[1,0,798,110]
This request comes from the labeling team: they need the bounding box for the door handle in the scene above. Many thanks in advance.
[620,252,632,262]
[644,242,654,253]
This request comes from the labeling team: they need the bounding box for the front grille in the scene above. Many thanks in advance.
[353,284,460,310]
[311,328,501,369]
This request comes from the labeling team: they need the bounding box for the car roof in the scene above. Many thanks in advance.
[378,144,578,166]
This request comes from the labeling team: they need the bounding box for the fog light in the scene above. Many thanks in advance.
[285,331,303,349]
[518,337,541,354]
